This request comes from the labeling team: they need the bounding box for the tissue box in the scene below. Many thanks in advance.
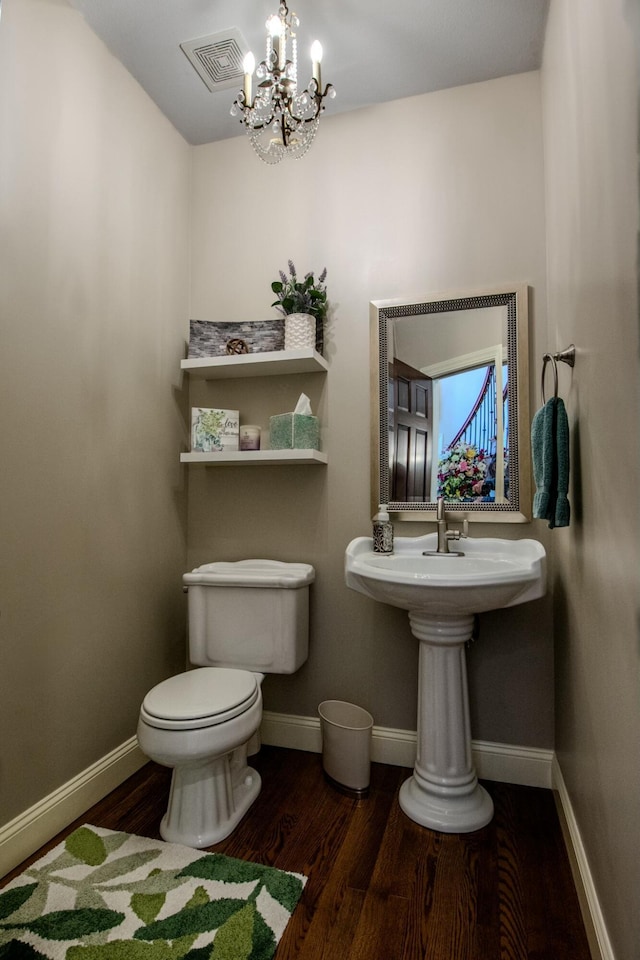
[270,413,320,450]
[191,408,239,452]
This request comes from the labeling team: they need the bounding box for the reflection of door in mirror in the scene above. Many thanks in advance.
[389,358,433,501]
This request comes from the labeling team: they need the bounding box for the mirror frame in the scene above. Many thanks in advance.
[370,284,531,523]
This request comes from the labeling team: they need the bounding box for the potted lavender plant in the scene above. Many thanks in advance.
[271,261,328,354]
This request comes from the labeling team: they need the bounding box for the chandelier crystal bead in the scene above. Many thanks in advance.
[231,1,335,164]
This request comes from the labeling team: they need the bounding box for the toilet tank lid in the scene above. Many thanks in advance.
[184,559,315,588]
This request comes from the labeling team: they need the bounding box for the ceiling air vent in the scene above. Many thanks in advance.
[180,29,249,93]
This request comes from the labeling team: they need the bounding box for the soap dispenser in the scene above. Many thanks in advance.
[373,505,394,554]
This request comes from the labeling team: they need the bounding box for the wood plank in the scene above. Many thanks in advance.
[1,748,591,960]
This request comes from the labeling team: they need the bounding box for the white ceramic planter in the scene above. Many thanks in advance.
[284,313,316,350]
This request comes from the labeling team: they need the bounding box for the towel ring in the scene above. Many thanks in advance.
[541,345,575,403]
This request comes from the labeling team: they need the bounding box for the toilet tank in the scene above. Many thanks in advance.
[184,560,315,674]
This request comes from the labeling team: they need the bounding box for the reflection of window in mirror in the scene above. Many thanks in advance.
[433,362,509,503]
[419,345,507,504]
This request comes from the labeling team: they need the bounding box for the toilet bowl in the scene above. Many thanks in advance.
[137,667,264,847]
[137,560,314,848]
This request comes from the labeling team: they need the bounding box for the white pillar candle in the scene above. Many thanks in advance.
[310,40,323,90]
[243,52,255,105]
[267,15,281,67]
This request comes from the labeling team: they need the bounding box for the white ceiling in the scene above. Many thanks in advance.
[67,0,550,146]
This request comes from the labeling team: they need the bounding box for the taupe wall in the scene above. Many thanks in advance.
[3,4,638,955]
[188,72,555,745]
[0,0,190,825]
[542,1,640,957]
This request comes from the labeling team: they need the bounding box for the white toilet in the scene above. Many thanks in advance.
[137,559,314,848]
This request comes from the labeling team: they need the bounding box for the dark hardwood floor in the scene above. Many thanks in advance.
[2,747,591,959]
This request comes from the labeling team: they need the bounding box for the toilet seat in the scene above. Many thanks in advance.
[141,667,259,731]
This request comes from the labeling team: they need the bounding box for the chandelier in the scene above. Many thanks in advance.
[231,2,335,164]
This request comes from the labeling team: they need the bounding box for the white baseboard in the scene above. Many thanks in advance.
[0,737,146,880]
[552,756,614,960]
[260,711,554,788]
[472,738,553,788]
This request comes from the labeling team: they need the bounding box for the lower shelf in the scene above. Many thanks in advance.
[180,449,328,466]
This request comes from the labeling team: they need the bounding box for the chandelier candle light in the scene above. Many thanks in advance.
[231,2,335,164]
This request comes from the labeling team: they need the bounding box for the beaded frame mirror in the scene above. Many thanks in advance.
[370,285,531,522]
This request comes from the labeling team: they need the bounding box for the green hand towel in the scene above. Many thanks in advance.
[531,397,570,529]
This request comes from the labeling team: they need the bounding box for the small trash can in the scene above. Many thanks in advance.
[318,700,374,797]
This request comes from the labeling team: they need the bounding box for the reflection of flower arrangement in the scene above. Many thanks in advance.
[437,443,489,500]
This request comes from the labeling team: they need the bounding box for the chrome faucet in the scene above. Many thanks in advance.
[423,497,467,556]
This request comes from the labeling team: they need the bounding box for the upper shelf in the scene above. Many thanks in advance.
[181,348,328,380]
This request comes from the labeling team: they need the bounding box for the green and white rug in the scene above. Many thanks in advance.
[0,824,306,959]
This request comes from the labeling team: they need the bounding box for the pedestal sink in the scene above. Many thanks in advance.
[345,533,546,833]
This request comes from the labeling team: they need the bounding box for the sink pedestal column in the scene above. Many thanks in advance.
[399,612,494,833]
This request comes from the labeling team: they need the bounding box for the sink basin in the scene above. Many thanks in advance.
[344,532,547,834]
[345,533,546,615]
